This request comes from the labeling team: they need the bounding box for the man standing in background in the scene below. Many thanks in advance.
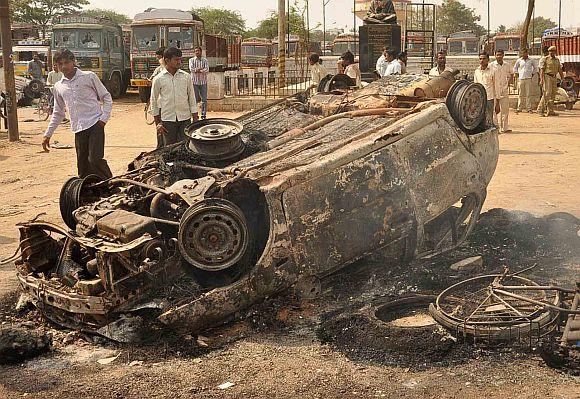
[490,49,512,133]
[474,52,499,126]
[189,46,209,120]
[28,52,45,82]
[376,47,389,77]
[513,48,536,113]
[384,49,401,75]
[536,46,549,115]
[151,47,198,146]
[429,51,450,77]
[540,46,564,117]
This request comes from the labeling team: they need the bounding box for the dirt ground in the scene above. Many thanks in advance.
[0,94,579,398]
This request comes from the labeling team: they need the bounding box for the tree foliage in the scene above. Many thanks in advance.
[244,6,307,40]
[81,8,131,25]
[10,0,89,36]
[191,7,246,36]
[509,16,556,41]
[436,0,485,37]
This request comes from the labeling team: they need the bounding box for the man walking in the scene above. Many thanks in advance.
[474,52,499,126]
[150,47,198,146]
[28,52,45,82]
[490,49,512,133]
[513,48,536,113]
[540,45,564,117]
[42,49,113,180]
[189,46,209,120]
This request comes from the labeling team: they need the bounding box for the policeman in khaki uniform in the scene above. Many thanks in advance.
[540,46,565,117]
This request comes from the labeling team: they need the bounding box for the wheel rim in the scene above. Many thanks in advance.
[178,199,249,272]
[457,83,486,130]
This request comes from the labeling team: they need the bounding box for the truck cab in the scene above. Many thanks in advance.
[51,15,131,98]
[130,8,203,102]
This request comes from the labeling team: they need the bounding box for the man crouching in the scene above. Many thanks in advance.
[150,47,198,146]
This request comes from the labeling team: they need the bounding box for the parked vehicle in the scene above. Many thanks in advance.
[241,37,273,68]
[51,15,131,99]
[130,8,236,103]
[490,33,522,56]
[446,31,480,56]
[332,33,359,56]
[12,39,51,78]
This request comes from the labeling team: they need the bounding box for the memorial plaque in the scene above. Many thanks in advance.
[359,24,402,73]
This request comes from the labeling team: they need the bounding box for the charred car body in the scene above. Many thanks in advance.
[15,73,499,335]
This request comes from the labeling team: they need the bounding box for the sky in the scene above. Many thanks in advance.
[87,0,580,31]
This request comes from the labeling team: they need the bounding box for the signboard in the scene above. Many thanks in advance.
[359,24,402,73]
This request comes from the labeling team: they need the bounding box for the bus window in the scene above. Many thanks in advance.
[79,30,101,49]
[133,26,158,51]
[54,30,77,48]
[181,27,194,49]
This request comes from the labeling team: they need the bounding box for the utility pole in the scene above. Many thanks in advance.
[487,0,490,49]
[558,0,562,41]
[278,0,286,89]
[353,0,356,57]
[0,0,19,142]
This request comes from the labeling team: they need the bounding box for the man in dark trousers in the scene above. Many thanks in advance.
[42,49,113,179]
[150,47,198,146]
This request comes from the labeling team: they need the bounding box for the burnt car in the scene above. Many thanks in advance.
[14,73,499,336]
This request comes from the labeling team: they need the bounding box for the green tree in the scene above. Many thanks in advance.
[244,6,307,40]
[436,0,486,37]
[11,0,89,37]
[509,16,556,42]
[191,7,246,36]
[496,24,506,34]
[81,8,131,25]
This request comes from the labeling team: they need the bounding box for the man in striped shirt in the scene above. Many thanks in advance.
[188,46,209,119]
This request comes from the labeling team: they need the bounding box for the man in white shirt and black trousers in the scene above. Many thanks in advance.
[42,49,113,180]
[150,47,198,146]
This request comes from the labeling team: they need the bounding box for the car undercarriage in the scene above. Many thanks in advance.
[13,73,499,339]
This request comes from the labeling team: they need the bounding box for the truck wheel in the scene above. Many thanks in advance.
[108,73,122,99]
[565,102,574,110]
[138,86,151,103]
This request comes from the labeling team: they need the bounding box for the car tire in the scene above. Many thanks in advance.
[446,80,487,135]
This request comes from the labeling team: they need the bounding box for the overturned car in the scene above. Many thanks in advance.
[15,73,499,335]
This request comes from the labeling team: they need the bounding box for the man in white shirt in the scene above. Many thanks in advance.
[384,49,401,75]
[150,47,198,146]
[42,49,113,179]
[429,51,451,77]
[46,64,63,86]
[375,47,389,77]
[474,52,499,126]
[512,48,536,113]
[490,49,512,133]
[308,53,329,89]
[341,51,361,88]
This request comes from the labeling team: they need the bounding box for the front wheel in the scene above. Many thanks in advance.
[107,73,122,99]
[138,86,151,103]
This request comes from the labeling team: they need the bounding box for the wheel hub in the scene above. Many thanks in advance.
[186,118,245,161]
[178,198,249,271]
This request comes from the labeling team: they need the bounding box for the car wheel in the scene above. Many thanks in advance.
[446,80,487,135]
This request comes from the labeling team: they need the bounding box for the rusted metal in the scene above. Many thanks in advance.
[14,74,500,337]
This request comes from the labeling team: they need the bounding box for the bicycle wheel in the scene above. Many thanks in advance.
[145,101,154,125]
[37,93,51,121]
[430,274,560,343]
